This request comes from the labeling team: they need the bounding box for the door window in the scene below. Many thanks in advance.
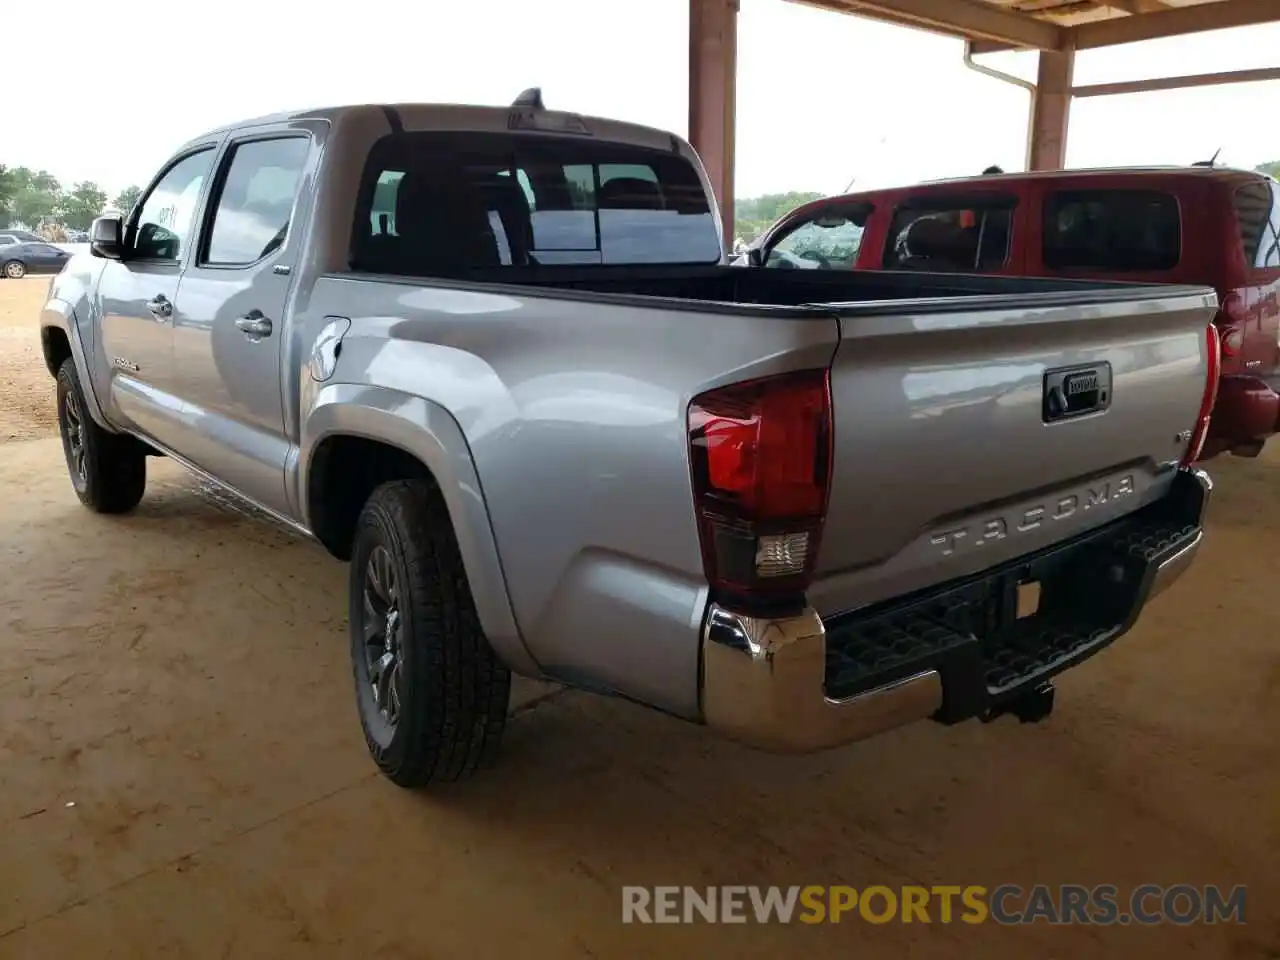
[766,206,870,270]
[1044,190,1180,271]
[132,149,216,261]
[884,197,1014,272]
[203,137,310,266]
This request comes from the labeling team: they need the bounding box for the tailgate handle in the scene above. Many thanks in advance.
[1044,363,1112,423]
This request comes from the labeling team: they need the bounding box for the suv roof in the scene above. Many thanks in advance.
[919,165,1271,188]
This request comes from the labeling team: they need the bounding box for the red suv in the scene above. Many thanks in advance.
[749,167,1280,459]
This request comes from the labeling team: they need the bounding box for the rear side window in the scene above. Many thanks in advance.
[1233,179,1280,269]
[883,197,1014,273]
[1043,190,1180,271]
[352,131,720,275]
[203,137,310,266]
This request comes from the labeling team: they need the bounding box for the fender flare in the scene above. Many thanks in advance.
[40,298,112,430]
[300,383,540,677]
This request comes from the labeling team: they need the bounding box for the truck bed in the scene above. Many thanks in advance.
[410,262,1208,313]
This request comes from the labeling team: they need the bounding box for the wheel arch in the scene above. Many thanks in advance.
[300,384,539,677]
[40,298,111,429]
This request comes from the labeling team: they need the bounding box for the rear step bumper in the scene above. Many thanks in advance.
[700,467,1211,753]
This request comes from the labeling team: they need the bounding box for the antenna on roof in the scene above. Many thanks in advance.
[1191,147,1222,168]
[981,165,1005,175]
[512,87,544,110]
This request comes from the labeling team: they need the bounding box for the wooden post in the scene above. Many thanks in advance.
[689,0,738,250]
[1027,46,1075,171]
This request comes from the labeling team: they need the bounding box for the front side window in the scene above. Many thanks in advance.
[351,131,720,275]
[1044,189,1180,272]
[132,148,216,261]
[766,205,870,270]
[884,197,1014,273]
[203,137,310,266]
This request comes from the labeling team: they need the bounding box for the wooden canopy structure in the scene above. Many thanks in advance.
[690,0,1280,243]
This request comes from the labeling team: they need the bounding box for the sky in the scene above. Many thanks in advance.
[2,0,1279,201]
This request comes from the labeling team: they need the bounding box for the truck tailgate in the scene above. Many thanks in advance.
[809,288,1218,617]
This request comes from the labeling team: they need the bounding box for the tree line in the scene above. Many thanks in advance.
[0,165,141,237]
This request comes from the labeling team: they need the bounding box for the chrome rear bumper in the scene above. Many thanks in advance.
[700,468,1211,754]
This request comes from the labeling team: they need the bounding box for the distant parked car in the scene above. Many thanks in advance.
[1,241,71,278]
[0,230,43,247]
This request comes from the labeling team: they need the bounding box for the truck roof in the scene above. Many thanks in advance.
[180,101,689,159]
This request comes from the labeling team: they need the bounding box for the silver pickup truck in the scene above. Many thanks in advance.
[40,93,1219,787]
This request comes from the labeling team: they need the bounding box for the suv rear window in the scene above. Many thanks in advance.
[1043,190,1180,271]
[1233,179,1280,269]
[350,131,720,275]
[883,196,1014,273]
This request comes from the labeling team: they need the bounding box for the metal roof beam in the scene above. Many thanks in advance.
[792,0,1063,50]
[1073,65,1280,97]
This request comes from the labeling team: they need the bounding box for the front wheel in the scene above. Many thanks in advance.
[3,261,25,279]
[56,358,146,513]
[349,479,511,787]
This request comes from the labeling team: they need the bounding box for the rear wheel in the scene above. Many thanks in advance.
[3,261,25,279]
[349,479,511,787]
[56,358,146,513]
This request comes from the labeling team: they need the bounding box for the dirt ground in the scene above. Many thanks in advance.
[0,276,1277,958]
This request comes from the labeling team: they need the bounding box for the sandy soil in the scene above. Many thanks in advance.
[0,279,56,442]
[0,277,1277,958]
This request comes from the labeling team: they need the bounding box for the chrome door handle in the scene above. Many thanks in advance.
[235,311,273,339]
[146,295,173,320]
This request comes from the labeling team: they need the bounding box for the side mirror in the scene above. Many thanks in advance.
[90,216,126,261]
[746,246,764,268]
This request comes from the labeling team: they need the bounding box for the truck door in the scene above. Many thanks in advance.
[97,146,216,448]
[171,132,313,517]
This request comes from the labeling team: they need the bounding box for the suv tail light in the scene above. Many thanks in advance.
[1218,291,1247,361]
[1182,323,1221,466]
[687,369,833,601]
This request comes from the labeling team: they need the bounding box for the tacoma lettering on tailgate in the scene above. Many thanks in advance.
[929,475,1136,557]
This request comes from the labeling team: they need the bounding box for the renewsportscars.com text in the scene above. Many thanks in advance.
[621,884,1247,925]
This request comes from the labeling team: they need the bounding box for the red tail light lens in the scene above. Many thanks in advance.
[1219,325,1244,359]
[1182,323,1221,466]
[688,369,832,600]
[1218,291,1247,361]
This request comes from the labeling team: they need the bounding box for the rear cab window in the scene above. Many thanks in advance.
[351,131,721,275]
[1233,179,1280,270]
[1043,189,1181,272]
[883,195,1015,273]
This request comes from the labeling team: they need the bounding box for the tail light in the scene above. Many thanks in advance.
[687,369,833,601]
[1218,291,1247,362]
[1182,323,1221,466]
[1219,325,1244,359]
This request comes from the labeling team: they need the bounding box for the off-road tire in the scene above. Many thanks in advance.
[56,357,146,514]
[349,479,511,787]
